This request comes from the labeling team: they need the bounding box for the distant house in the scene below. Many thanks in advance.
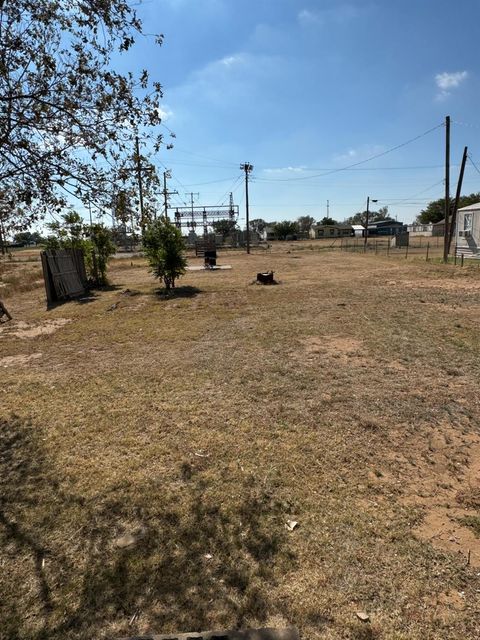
[431,216,453,237]
[407,223,434,237]
[367,219,406,236]
[455,203,480,258]
[309,224,353,239]
[352,224,365,237]
[261,225,276,242]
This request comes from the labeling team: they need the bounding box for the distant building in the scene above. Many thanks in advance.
[261,225,276,242]
[367,219,406,236]
[431,217,452,237]
[455,203,480,258]
[309,224,354,239]
[352,224,365,237]
[407,223,434,237]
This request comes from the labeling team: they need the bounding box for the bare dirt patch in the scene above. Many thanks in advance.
[1,318,71,339]
[0,352,42,367]
[302,335,371,367]
[396,422,480,566]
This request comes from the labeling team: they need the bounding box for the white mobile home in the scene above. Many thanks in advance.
[455,203,480,259]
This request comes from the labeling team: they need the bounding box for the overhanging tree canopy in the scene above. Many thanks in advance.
[0,0,164,230]
[416,193,480,224]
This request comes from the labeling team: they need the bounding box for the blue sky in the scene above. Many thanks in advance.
[111,0,480,225]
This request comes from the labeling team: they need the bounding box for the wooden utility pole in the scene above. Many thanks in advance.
[163,171,169,220]
[443,115,450,263]
[447,146,468,255]
[240,163,253,253]
[363,196,377,252]
[135,135,145,236]
[162,171,178,222]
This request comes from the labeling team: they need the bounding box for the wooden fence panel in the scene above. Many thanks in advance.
[41,249,88,304]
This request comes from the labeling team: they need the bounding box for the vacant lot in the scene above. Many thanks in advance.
[1,244,480,639]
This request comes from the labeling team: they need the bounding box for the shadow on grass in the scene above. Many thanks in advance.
[155,285,202,300]
[0,416,294,640]
[96,284,124,293]
[46,285,124,310]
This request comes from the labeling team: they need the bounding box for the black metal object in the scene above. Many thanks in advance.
[257,271,275,284]
[0,300,12,321]
[121,627,299,640]
[204,249,217,267]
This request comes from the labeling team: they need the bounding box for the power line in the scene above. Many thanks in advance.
[253,123,444,183]
[257,163,456,174]
[215,174,243,206]
[467,154,480,176]
[378,179,445,207]
[179,176,239,186]
[170,147,238,168]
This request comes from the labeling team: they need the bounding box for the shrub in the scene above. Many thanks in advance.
[143,219,187,290]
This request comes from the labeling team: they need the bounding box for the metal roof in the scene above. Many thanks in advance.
[457,202,480,212]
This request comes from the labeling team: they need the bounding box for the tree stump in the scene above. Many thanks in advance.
[0,300,12,321]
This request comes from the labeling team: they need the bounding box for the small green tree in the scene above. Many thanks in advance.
[297,215,315,232]
[45,213,116,286]
[249,218,267,234]
[319,216,337,226]
[212,218,237,239]
[87,224,116,286]
[143,219,187,290]
[273,220,299,240]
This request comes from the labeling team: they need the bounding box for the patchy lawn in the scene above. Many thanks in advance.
[1,244,480,639]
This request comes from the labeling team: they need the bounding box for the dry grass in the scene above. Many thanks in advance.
[1,243,480,639]
[0,259,43,298]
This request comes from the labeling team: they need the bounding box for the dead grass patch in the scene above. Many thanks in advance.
[1,245,480,639]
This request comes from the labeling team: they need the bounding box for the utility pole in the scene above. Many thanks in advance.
[448,146,468,255]
[240,163,253,253]
[443,115,450,263]
[163,171,169,219]
[364,196,377,252]
[327,199,330,219]
[135,135,145,236]
[185,192,199,230]
[162,170,178,222]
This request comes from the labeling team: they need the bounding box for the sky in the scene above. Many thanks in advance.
[100,0,480,226]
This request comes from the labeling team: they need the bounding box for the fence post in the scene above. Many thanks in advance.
[426,242,429,262]
[405,242,409,259]
[387,239,390,257]
[461,253,464,267]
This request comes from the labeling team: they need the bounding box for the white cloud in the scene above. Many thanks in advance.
[298,9,323,26]
[435,71,468,100]
[333,144,385,164]
[298,4,360,27]
[157,106,174,121]
[170,51,282,110]
[264,166,307,174]
[220,54,245,67]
